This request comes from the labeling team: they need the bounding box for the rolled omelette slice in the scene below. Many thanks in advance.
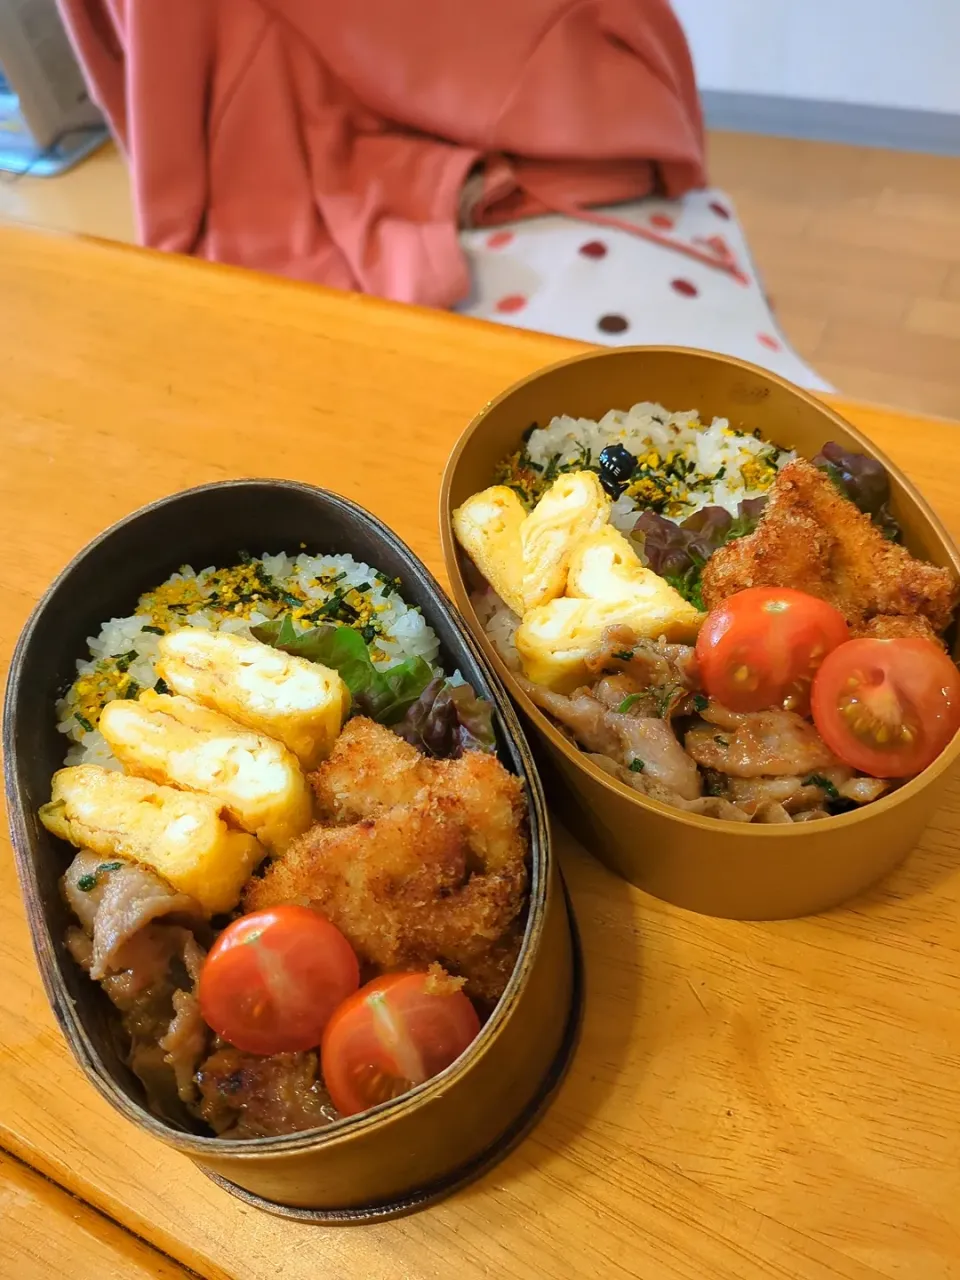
[516,594,702,693]
[451,484,526,616]
[566,525,705,626]
[156,629,349,770]
[39,764,264,916]
[99,689,314,853]
[521,471,609,611]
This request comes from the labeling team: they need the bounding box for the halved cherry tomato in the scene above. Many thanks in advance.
[199,906,359,1056]
[696,587,849,713]
[811,637,960,778]
[321,973,480,1117]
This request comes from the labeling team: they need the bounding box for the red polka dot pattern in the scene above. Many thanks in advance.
[495,294,527,314]
[758,333,782,351]
[579,240,608,259]
[709,201,731,220]
[649,213,674,229]
[598,314,629,334]
[671,278,698,297]
[486,230,514,249]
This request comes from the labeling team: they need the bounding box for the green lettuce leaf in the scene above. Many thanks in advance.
[252,616,434,725]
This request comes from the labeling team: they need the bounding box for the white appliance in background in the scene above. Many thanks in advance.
[0,0,106,174]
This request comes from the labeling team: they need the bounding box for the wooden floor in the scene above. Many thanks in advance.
[710,133,960,419]
[1,133,959,418]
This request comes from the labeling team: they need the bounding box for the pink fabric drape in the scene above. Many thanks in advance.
[58,0,706,306]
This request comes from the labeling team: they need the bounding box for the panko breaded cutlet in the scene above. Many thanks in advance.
[701,459,958,634]
[852,614,943,644]
[311,717,528,876]
[310,717,431,823]
[244,718,529,1005]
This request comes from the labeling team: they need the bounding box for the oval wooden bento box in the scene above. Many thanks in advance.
[440,347,960,920]
[3,480,581,1221]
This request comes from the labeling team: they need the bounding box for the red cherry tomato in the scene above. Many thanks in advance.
[811,637,960,778]
[696,587,849,713]
[199,907,359,1055]
[321,973,481,1117]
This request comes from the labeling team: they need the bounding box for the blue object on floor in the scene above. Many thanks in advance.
[0,71,108,176]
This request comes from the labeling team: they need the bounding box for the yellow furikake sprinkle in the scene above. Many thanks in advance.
[137,576,207,629]
[491,415,788,527]
[70,656,143,733]
[738,453,777,491]
[626,475,672,506]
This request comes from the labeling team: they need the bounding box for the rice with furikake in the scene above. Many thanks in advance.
[491,401,795,612]
[496,402,794,524]
[58,550,487,768]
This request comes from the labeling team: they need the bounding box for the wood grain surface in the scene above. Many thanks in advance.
[0,1150,191,1279]
[1,224,960,1280]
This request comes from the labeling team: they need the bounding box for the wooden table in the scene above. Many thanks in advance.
[2,223,960,1280]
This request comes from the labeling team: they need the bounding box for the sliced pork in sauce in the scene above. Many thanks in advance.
[521,634,898,821]
[63,853,343,1133]
[705,769,890,820]
[726,776,829,816]
[592,673,662,719]
[159,988,208,1103]
[584,626,698,688]
[62,851,210,1109]
[523,681,702,800]
[836,775,890,805]
[196,1047,338,1138]
[756,802,792,824]
[587,754,748,821]
[617,718,702,800]
[62,850,205,981]
[684,705,839,778]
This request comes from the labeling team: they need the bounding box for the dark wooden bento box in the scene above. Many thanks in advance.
[440,347,960,920]
[3,480,581,1221]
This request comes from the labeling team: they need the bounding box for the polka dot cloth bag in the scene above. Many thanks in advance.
[455,188,831,392]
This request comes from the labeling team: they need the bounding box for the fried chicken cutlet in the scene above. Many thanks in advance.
[311,717,528,877]
[245,719,529,1005]
[701,459,957,633]
[311,716,432,821]
[851,613,943,644]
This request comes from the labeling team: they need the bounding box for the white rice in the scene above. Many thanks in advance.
[522,402,794,528]
[473,586,521,672]
[57,551,443,769]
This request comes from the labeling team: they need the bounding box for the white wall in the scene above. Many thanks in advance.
[671,0,960,114]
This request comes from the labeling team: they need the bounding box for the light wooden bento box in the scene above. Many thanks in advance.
[4,480,581,1222]
[440,347,960,921]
